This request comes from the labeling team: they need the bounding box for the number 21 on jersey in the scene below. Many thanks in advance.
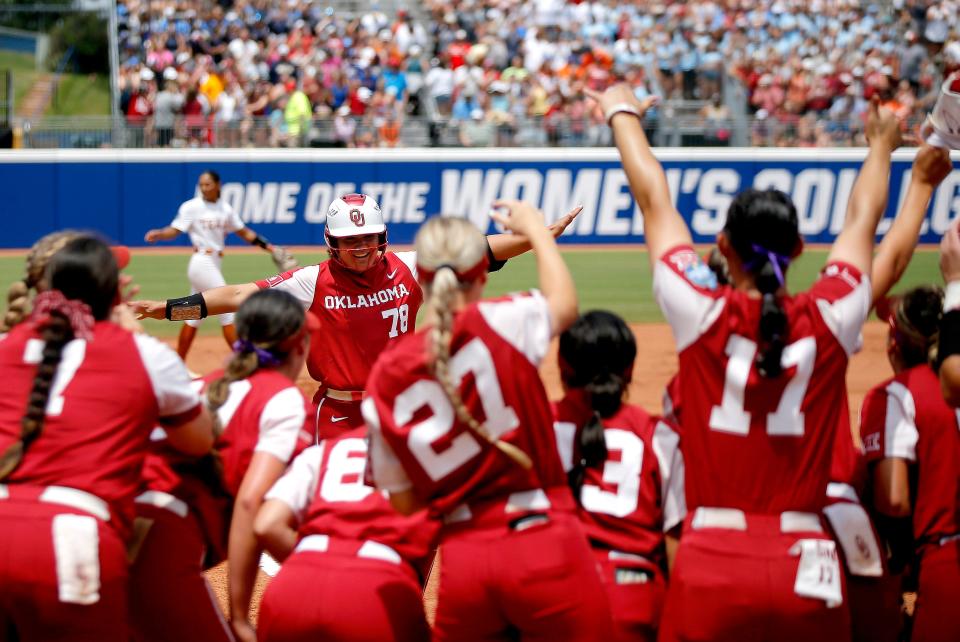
[709,334,816,437]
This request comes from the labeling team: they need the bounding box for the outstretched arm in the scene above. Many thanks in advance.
[939,218,960,407]
[828,98,902,276]
[585,84,692,266]
[235,226,275,251]
[144,226,181,243]
[129,282,260,320]
[871,145,952,304]
[486,205,583,260]
[491,200,578,335]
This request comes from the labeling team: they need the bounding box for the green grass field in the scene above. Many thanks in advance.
[0,247,941,337]
[0,49,110,116]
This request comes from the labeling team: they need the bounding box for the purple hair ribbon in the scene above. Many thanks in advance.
[746,243,791,287]
[232,339,283,367]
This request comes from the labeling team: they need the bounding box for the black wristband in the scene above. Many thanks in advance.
[486,238,507,273]
[937,309,960,367]
[165,293,208,321]
[251,234,271,250]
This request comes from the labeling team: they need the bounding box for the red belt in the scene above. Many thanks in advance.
[194,248,224,257]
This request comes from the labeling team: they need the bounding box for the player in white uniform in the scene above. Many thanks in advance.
[144,170,283,360]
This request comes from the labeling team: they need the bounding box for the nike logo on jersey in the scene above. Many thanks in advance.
[330,416,349,423]
[386,268,399,279]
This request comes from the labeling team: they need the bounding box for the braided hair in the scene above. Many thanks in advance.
[1,230,83,333]
[205,289,306,436]
[0,236,117,480]
[723,189,800,378]
[415,217,531,469]
[558,311,638,497]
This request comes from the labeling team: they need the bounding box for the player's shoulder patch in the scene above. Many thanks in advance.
[667,249,717,291]
[821,262,862,289]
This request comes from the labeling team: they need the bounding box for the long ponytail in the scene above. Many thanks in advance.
[0,309,76,480]
[723,189,799,379]
[558,311,638,498]
[205,289,306,436]
[754,252,789,378]
[416,217,532,469]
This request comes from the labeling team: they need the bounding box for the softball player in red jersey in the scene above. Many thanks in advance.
[860,287,960,642]
[132,194,581,439]
[553,311,686,642]
[588,85,904,641]
[129,289,315,642]
[253,427,437,642]
[0,236,213,641]
[363,206,613,642]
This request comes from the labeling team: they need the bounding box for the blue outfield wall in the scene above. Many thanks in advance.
[1,148,959,249]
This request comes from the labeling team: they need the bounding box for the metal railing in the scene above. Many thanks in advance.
[10,112,924,149]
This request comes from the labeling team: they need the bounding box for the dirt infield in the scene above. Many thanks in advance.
[185,320,894,622]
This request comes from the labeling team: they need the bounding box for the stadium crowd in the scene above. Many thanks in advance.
[114,0,960,148]
[0,82,959,640]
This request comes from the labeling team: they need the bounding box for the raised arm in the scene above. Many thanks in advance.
[486,205,583,260]
[939,218,960,407]
[130,282,260,321]
[585,84,692,265]
[828,98,903,276]
[871,145,952,303]
[491,200,577,335]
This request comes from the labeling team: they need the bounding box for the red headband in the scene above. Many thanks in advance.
[417,255,489,284]
[31,290,95,341]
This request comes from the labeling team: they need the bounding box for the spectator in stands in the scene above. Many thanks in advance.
[284,87,312,146]
[459,108,494,147]
[111,0,959,149]
[700,94,731,146]
[154,79,184,148]
[333,105,357,147]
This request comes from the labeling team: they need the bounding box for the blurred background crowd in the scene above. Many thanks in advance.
[111,0,960,148]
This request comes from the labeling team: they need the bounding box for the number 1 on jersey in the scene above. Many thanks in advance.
[709,335,816,437]
[23,339,87,416]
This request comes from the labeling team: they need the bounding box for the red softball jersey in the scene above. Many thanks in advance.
[141,369,313,556]
[0,321,202,531]
[363,291,570,519]
[256,252,423,392]
[859,365,960,552]
[553,394,686,563]
[265,428,438,565]
[654,245,871,514]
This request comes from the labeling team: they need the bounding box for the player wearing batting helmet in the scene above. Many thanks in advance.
[132,194,580,440]
[363,205,614,641]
